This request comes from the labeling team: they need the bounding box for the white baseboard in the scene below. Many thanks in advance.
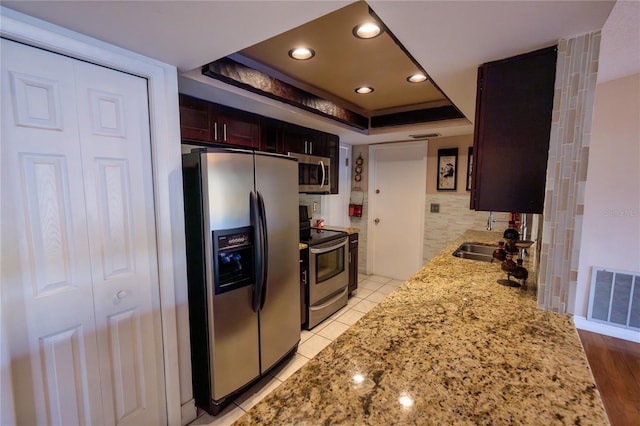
[573,316,640,343]
[181,399,197,426]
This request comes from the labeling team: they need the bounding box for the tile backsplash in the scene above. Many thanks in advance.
[298,194,323,223]
[537,31,601,314]
[423,194,504,262]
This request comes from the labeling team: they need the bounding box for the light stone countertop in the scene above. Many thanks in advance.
[236,229,608,425]
[315,225,360,235]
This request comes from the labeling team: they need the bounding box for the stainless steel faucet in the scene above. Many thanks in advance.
[487,212,531,258]
[486,211,510,231]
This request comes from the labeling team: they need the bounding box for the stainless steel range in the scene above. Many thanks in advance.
[299,207,349,329]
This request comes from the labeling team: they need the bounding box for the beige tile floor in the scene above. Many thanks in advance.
[190,274,404,426]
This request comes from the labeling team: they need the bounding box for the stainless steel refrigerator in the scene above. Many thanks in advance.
[182,147,300,415]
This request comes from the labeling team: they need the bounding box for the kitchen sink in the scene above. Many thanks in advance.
[452,242,496,262]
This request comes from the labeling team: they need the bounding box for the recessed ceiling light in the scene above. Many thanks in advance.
[288,47,315,60]
[353,22,382,39]
[355,86,374,94]
[407,73,428,83]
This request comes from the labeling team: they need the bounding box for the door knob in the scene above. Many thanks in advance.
[374,218,380,224]
[116,290,128,300]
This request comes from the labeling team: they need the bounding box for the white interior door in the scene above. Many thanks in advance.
[1,39,165,425]
[368,142,427,280]
[322,144,351,227]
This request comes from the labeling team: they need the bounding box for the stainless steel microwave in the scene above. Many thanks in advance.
[288,152,331,193]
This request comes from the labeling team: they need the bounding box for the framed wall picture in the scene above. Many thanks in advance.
[437,148,458,190]
[466,146,473,191]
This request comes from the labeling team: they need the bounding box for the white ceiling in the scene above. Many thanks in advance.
[3,0,635,146]
[598,0,640,83]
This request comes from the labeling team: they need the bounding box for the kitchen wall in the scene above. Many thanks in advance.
[425,135,473,195]
[422,194,503,261]
[423,135,504,260]
[339,136,514,273]
[299,193,323,224]
[575,73,640,318]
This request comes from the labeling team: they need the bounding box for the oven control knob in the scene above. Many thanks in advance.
[374,218,380,224]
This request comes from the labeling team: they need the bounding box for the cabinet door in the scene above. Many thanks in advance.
[282,123,325,156]
[470,46,557,213]
[326,134,339,194]
[179,94,213,142]
[348,234,358,294]
[260,118,282,153]
[213,105,261,148]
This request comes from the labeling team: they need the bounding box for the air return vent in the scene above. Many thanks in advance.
[587,267,640,330]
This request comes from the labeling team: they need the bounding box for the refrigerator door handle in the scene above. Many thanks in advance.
[257,191,269,310]
[250,191,262,312]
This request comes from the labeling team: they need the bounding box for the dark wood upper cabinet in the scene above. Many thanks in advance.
[213,105,261,148]
[325,134,339,194]
[281,123,327,157]
[260,118,282,153]
[280,123,338,194]
[179,94,213,142]
[470,46,557,214]
[179,94,260,148]
[179,94,340,194]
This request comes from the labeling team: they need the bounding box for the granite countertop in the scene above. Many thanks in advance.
[237,230,607,425]
[316,225,359,235]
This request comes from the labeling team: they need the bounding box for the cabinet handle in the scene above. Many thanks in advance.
[305,140,308,153]
[302,270,307,285]
[214,122,218,141]
[223,123,227,142]
[309,141,313,154]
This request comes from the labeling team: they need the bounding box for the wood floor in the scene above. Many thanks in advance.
[578,329,640,426]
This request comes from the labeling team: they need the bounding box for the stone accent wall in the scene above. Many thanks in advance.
[538,31,601,313]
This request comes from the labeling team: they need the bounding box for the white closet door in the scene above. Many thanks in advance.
[1,39,164,425]
[73,55,165,425]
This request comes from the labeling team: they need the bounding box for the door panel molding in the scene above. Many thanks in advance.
[95,158,135,279]
[107,308,145,422]
[40,325,91,425]
[21,154,77,295]
[9,71,64,130]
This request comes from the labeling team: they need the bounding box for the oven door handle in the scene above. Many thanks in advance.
[309,237,348,254]
[257,191,269,310]
[309,286,348,311]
